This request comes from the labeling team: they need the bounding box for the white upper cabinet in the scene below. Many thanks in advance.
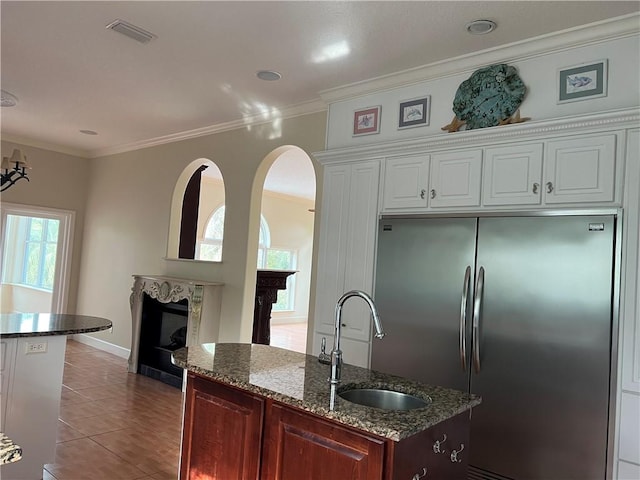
[544,134,616,204]
[429,150,482,207]
[483,144,543,206]
[382,155,429,210]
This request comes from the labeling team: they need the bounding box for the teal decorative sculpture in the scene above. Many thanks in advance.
[442,64,529,132]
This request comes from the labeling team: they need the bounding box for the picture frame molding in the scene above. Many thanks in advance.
[557,59,608,104]
[352,105,381,136]
[398,95,431,130]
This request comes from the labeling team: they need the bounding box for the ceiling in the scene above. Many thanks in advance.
[1,1,638,198]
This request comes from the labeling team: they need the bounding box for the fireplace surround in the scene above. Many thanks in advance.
[128,275,223,383]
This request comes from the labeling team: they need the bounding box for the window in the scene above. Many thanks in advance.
[198,206,296,310]
[2,215,60,291]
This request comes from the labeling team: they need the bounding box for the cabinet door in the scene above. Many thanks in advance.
[180,373,264,480]
[341,161,380,342]
[262,402,386,480]
[429,150,482,207]
[313,164,352,336]
[382,155,429,210]
[544,134,616,203]
[483,144,543,206]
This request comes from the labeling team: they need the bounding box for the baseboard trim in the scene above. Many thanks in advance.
[72,333,130,360]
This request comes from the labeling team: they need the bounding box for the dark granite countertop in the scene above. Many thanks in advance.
[0,313,112,338]
[0,433,22,465]
[172,343,481,441]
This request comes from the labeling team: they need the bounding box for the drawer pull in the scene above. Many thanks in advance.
[420,189,426,199]
[450,443,465,463]
[412,467,428,479]
[532,182,539,194]
[430,189,436,199]
[432,433,447,454]
[546,182,554,193]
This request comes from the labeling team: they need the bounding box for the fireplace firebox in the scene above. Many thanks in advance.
[138,295,188,388]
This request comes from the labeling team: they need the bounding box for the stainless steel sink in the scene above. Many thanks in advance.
[338,388,430,411]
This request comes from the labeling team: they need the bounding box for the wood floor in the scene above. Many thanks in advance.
[45,340,183,480]
[45,325,308,479]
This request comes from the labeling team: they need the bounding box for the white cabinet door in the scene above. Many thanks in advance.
[314,164,352,335]
[544,134,616,204]
[382,155,429,210]
[619,392,640,465]
[314,160,380,349]
[429,150,482,207]
[483,144,543,206]
[341,161,381,342]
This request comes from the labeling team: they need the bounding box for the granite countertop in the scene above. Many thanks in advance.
[0,313,112,338]
[0,433,22,465]
[172,343,481,441]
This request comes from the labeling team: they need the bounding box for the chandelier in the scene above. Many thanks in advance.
[1,149,30,192]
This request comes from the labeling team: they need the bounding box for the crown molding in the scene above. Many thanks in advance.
[312,108,640,164]
[319,13,640,104]
[0,134,90,158]
[89,98,327,158]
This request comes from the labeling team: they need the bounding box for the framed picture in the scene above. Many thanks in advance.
[398,96,431,129]
[353,106,381,136]
[557,59,608,104]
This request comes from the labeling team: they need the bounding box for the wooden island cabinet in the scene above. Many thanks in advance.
[175,345,479,480]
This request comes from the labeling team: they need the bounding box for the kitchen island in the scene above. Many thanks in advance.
[173,343,481,479]
[0,313,112,479]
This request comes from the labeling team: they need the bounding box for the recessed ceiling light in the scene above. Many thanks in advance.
[1,90,18,107]
[79,130,98,135]
[256,70,282,81]
[466,19,497,35]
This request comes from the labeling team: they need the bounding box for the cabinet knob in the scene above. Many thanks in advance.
[430,189,436,199]
[341,323,347,327]
[532,182,539,194]
[546,182,554,193]
[432,433,447,454]
[450,443,465,463]
[420,189,426,199]
[412,467,428,479]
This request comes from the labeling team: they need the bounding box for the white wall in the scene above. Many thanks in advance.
[74,112,326,350]
[325,33,639,149]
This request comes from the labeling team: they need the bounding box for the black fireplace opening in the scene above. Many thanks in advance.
[138,294,188,388]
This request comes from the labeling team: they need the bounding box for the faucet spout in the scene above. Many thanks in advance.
[329,290,385,385]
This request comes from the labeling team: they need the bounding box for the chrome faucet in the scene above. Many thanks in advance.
[326,290,385,385]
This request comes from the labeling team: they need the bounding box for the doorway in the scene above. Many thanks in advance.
[0,203,74,314]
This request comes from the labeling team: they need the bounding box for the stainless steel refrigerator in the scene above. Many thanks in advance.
[371,214,616,480]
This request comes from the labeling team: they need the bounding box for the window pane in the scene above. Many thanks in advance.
[46,219,60,242]
[24,243,41,285]
[42,243,57,290]
[265,249,292,270]
[205,206,225,240]
[28,218,44,241]
[199,243,222,262]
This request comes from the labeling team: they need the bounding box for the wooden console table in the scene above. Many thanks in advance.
[252,270,296,345]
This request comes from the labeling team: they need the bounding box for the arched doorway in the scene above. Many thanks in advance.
[255,146,316,353]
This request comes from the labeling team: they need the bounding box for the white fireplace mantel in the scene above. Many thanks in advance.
[128,275,224,373]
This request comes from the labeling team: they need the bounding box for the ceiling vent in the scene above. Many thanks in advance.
[106,19,156,44]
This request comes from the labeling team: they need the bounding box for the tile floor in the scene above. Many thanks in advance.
[45,324,308,479]
[45,340,183,480]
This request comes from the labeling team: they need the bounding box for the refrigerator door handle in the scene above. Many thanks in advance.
[472,266,485,374]
[459,266,471,371]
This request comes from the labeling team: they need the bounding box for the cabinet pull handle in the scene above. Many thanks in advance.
[430,189,436,199]
[412,467,428,479]
[341,323,346,327]
[546,182,554,193]
[532,182,539,194]
[420,189,426,199]
[433,433,447,454]
[450,444,465,463]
